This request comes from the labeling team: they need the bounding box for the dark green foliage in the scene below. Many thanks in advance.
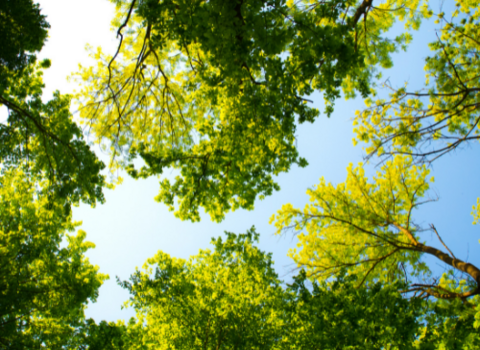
[0,1,106,213]
[285,271,424,349]
[77,319,129,350]
[0,63,106,212]
[0,0,49,75]
[415,299,480,349]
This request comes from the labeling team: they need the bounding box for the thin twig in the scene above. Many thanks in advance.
[430,224,456,259]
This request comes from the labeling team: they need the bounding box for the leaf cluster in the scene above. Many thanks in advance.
[272,156,431,285]
[119,228,286,349]
[74,0,427,221]
[0,61,107,214]
[112,230,476,349]
[354,0,480,162]
[0,169,108,349]
[0,0,49,75]
[0,2,109,348]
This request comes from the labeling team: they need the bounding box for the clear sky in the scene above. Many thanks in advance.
[35,0,480,323]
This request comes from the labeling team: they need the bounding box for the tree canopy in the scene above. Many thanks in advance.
[74,0,429,221]
[0,168,107,349]
[115,230,432,349]
[1,0,479,348]
[96,231,478,349]
[119,229,286,349]
[272,155,480,302]
[0,1,108,348]
[353,0,480,162]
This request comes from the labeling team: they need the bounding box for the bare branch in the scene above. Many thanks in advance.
[430,224,456,259]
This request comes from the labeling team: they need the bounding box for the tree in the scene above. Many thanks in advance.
[75,0,429,222]
[270,0,480,313]
[0,168,108,349]
[118,229,438,349]
[0,2,110,348]
[118,229,287,349]
[272,156,480,303]
[351,0,480,263]
[352,0,479,163]
[0,0,107,215]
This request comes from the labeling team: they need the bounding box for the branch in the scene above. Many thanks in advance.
[393,222,480,299]
[392,222,419,246]
[356,248,399,287]
[0,95,80,163]
[430,224,456,259]
[107,0,138,87]
[295,96,314,103]
[410,282,480,300]
[351,0,373,27]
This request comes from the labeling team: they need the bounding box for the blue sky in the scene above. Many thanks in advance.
[35,0,480,323]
